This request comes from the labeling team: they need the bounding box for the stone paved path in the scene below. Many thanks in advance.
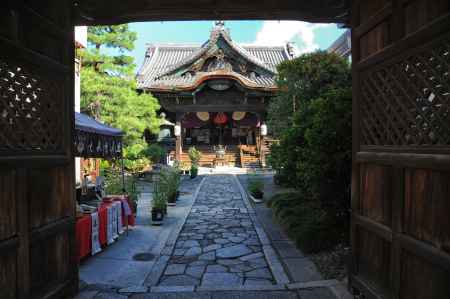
[158,175,275,287]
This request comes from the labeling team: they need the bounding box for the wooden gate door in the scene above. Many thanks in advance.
[0,1,77,298]
[351,1,450,298]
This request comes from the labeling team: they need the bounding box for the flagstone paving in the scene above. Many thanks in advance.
[77,172,352,299]
[158,175,275,287]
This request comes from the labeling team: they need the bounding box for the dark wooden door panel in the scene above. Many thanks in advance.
[0,1,77,298]
[351,1,450,298]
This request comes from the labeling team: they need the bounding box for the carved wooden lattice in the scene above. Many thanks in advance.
[360,35,450,147]
[0,58,64,153]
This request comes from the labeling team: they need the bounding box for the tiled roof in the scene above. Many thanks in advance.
[327,30,351,59]
[136,28,290,91]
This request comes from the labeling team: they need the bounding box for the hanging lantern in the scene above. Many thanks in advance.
[174,124,181,136]
[232,111,246,121]
[196,112,210,121]
[260,123,268,136]
[213,112,228,125]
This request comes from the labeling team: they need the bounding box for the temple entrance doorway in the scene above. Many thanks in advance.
[182,112,259,148]
[177,111,262,167]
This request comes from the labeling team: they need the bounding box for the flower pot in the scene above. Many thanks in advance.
[252,190,264,199]
[249,193,263,203]
[249,190,264,203]
[190,167,198,179]
[151,208,164,225]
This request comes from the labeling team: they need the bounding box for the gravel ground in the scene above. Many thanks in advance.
[309,244,349,281]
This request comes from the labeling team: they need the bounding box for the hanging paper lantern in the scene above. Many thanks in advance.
[196,112,210,121]
[232,111,246,121]
[213,112,228,125]
[260,123,268,136]
[174,124,181,136]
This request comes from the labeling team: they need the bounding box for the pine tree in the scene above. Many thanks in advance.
[80,25,160,171]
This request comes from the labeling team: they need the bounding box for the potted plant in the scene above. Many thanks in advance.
[188,146,201,178]
[151,183,166,225]
[248,176,264,203]
[190,165,198,179]
[160,167,180,206]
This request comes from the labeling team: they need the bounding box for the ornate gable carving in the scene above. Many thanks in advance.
[174,33,273,81]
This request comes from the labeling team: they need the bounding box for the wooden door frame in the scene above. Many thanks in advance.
[350,1,450,298]
[1,2,77,298]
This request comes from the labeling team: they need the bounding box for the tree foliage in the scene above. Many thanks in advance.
[267,51,352,251]
[80,25,160,172]
[268,51,350,137]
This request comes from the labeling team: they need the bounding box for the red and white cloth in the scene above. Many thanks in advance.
[76,197,136,262]
[107,206,115,245]
[91,212,101,255]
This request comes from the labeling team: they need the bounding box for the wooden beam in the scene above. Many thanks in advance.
[399,234,450,273]
[356,151,450,170]
[74,0,349,25]
[353,3,392,38]
[356,12,450,71]
[0,36,71,75]
[353,214,393,242]
[350,0,361,284]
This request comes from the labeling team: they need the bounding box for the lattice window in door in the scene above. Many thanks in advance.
[0,58,64,154]
[360,35,450,147]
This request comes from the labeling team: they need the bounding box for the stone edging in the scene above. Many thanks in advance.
[115,279,349,294]
[143,176,206,286]
[232,175,290,285]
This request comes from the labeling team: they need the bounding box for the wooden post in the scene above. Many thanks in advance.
[260,134,266,168]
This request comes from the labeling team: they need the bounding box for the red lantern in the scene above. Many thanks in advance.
[213,112,228,125]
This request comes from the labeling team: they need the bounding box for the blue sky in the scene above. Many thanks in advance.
[126,21,345,72]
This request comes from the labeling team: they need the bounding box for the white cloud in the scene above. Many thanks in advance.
[254,21,332,56]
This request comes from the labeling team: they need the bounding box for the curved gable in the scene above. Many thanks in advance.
[136,23,291,92]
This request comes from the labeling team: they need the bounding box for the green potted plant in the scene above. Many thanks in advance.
[248,176,264,203]
[188,146,201,178]
[151,182,166,225]
[160,167,180,206]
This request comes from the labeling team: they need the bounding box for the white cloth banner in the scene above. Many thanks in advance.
[117,201,124,234]
[91,212,101,255]
[107,206,115,245]
[112,202,119,239]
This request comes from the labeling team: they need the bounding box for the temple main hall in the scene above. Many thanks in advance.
[137,22,291,167]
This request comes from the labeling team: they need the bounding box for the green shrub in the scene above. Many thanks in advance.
[145,144,165,164]
[267,191,300,215]
[247,175,264,198]
[268,193,345,253]
[266,51,351,250]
